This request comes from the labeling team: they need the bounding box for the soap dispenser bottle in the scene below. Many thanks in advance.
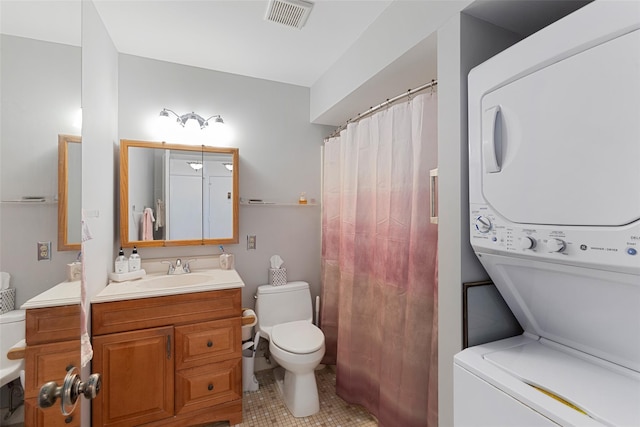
[115,247,128,274]
[128,246,141,272]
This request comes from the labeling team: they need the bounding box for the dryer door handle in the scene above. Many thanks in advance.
[482,105,502,173]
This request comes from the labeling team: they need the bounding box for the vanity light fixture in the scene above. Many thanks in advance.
[223,163,233,172]
[187,161,204,171]
[160,108,224,130]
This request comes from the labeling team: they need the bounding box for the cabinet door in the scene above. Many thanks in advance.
[24,398,81,427]
[92,326,174,427]
[24,340,79,399]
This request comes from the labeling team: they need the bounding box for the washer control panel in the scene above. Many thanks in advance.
[470,204,640,272]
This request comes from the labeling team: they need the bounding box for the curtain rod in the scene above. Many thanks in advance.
[325,79,437,140]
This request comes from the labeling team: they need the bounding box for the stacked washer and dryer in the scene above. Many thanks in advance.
[455,1,640,426]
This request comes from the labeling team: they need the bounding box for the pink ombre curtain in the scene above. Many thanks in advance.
[321,92,438,427]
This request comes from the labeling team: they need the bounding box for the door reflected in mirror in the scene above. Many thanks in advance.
[57,134,81,251]
[120,139,239,247]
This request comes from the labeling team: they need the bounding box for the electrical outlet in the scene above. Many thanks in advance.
[37,241,51,261]
[247,235,257,250]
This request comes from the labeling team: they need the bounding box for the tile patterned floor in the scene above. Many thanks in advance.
[210,366,378,427]
[2,366,376,427]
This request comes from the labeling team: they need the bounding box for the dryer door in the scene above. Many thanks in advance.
[480,29,640,227]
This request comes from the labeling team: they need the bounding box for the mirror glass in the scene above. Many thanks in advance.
[57,134,82,250]
[120,139,239,247]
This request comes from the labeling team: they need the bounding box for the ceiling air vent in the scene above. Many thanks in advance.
[265,0,314,29]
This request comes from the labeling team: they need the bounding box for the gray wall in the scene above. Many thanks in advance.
[0,25,330,314]
[436,13,521,426]
[0,35,81,307]
[117,54,332,309]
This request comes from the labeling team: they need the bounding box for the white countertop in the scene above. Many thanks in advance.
[91,268,245,304]
[20,280,81,309]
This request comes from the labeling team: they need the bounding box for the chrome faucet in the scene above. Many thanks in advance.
[161,258,195,275]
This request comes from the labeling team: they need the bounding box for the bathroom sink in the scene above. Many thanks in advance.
[93,267,244,303]
[136,273,216,289]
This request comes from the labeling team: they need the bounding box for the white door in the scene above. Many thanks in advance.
[169,174,202,240]
[207,176,233,238]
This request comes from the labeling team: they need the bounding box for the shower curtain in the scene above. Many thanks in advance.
[321,92,438,426]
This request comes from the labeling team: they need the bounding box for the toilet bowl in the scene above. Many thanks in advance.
[255,282,326,417]
[0,309,26,388]
[270,320,325,417]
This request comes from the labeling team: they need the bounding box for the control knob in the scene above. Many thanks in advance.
[475,216,492,234]
[519,236,536,250]
[546,238,566,253]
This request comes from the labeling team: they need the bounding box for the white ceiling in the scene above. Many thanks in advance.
[1,0,593,84]
[1,0,395,88]
[1,0,591,125]
[94,0,395,87]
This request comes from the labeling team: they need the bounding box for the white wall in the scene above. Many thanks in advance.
[81,1,119,425]
[0,35,81,307]
[82,0,118,302]
[436,13,520,427]
[310,0,473,125]
[117,54,333,308]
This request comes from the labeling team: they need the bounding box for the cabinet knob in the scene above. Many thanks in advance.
[208,384,214,391]
[207,340,213,348]
[65,415,73,424]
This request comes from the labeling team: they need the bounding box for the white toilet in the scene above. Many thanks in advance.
[0,309,26,388]
[255,281,325,417]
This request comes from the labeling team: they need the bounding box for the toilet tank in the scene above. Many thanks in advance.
[255,281,313,328]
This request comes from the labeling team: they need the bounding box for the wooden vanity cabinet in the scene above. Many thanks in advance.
[91,288,242,427]
[23,304,81,427]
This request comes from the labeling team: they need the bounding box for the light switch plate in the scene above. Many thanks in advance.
[247,235,256,250]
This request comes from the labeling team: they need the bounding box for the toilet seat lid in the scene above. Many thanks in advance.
[271,321,324,354]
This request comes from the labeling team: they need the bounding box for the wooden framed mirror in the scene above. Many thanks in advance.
[57,134,82,251]
[120,139,239,247]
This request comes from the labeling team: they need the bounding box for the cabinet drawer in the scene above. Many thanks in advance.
[175,318,241,370]
[26,305,80,345]
[92,288,241,335]
[24,341,79,399]
[25,398,81,426]
[175,358,242,415]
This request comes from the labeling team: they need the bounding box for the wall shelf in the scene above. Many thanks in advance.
[0,200,57,205]
[240,201,319,207]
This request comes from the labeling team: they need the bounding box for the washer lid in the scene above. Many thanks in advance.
[477,253,640,373]
[271,321,324,354]
[484,340,640,427]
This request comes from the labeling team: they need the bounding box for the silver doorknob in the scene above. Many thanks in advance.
[39,367,101,415]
